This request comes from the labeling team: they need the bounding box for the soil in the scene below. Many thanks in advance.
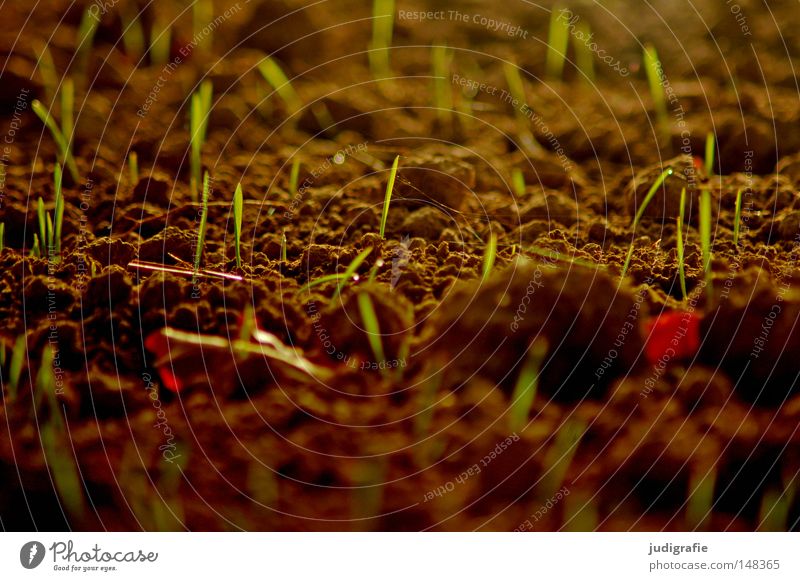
[1,0,800,531]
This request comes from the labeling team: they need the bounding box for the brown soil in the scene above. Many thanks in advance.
[1,0,799,531]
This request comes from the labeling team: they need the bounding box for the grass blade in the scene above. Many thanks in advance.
[357,293,387,374]
[233,182,243,268]
[379,155,399,239]
[35,43,58,106]
[8,335,25,401]
[704,132,716,176]
[700,187,713,299]
[686,465,716,530]
[258,56,302,114]
[432,44,453,125]
[193,172,211,281]
[369,0,395,78]
[540,418,585,499]
[0,222,4,253]
[643,44,669,143]
[120,1,146,61]
[574,21,595,83]
[509,337,548,432]
[511,168,526,197]
[280,229,287,262]
[149,14,172,66]
[75,7,100,88]
[289,159,300,195]
[54,163,65,256]
[37,197,46,250]
[621,167,673,278]
[676,187,687,300]
[482,232,497,281]
[31,100,79,182]
[60,78,74,152]
[128,151,139,184]
[546,5,569,80]
[733,188,743,246]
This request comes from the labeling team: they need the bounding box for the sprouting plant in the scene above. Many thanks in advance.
[61,78,74,152]
[643,43,669,143]
[35,43,58,106]
[258,56,302,114]
[502,60,539,153]
[189,81,213,202]
[700,187,713,299]
[119,1,146,61]
[511,168,526,197]
[704,132,716,176]
[8,335,26,401]
[298,247,373,296]
[350,456,387,529]
[192,0,214,51]
[539,418,585,500]
[37,197,47,252]
[288,158,300,196]
[31,234,41,258]
[676,187,688,300]
[733,188,743,246]
[412,370,441,464]
[758,478,797,532]
[233,182,243,269]
[53,163,65,256]
[0,222,4,253]
[128,151,139,184]
[482,232,498,281]
[149,10,173,67]
[379,155,399,239]
[432,44,453,125]
[357,293,388,377]
[509,337,548,432]
[31,100,79,182]
[193,172,211,282]
[546,4,569,80]
[75,7,100,88]
[621,167,673,277]
[685,465,716,530]
[369,0,395,78]
[281,229,287,262]
[573,21,596,83]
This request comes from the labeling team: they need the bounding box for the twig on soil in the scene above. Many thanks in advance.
[621,167,673,278]
[129,260,243,282]
[379,155,399,239]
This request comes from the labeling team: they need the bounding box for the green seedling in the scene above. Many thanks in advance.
[350,457,387,529]
[432,44,453,125]
[193,172,211,282]
[733,188,743,246]
[685,465,716,530]
[482,232,498,281]
[357,293,388,376]
[369,0,395,78]
[31,100,79,182]
[149,11,173,67]
[758,480,797,532]
[31,234,41,258]
[502,60,539,152]
[233,182,243,268]
[37,197,46,252]
[193,0,214,51]
[621,167,673,277]
[546,5,569,80]
[298,247,373,296]
[563,491,599,532]
[509,337,548,432]
[676,187,687,300]
[511,168,526,197]
[46,212,54,255]
[8,335,26,401]
[75,7,100,87]
[700,187,713,299]
[0,222,4,253]
[258,56,303,114]
[289,159,300,196]
[539,418,585,500]
[574,21,596,82]
[61,78,74,151]
[281,230,287,262]
[54,163,65,256]
[128,151,139,184]
[704,132,716,176]
[643,43,669,143]
[189,81,213,201]
[120,1,146,61]
[35,43,58,106]
[379,155,399,239]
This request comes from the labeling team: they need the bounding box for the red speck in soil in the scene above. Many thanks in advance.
[644,311,701,365]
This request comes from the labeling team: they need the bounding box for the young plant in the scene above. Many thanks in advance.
[758,481,797,532]
[75,7,100,88]
[511,168,526,197]
[119,1,146,61]
[149,14,173,67]
[379,155,399,239]
[704,132,716,176]
[31,100,79,182]
[357,292,388,376]
[61,78,74,150]
[189,81,213,201]
[35,43,58,106]
[0,221,4,253]
[676,187,688,300]
[37,197,47,252]
[574,21,596,83]
[643,43,669,144]
[31,234,41,258]
[432,44,453,125]
[233,182,243,268]
[298,247,373,296]
[700,187,713,298]
[193,172,211,282]
[733,188,743,246]
[482,232,498,281]
[540,418,585,499]
[546,5,569,80]
[289,158,300,196]
[8,335,26,401]
[502,60,539,153]
[192,0,214,51]
[128,151,139,184]
[53,163,65,256]
[258,56,302,114]
[369,0,395,78]
[621,167,673,277]
[686,465,716,530]
[509,337,548,432]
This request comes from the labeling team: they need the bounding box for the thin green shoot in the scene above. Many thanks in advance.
[31,100,79,182]
[233,182,243,268]
[704,132,716,176]
[511,168,526,196]
[61,78,74,152]
[546,5,569,80]
[733,188,743,246]
[192,0,214,51]
[128,151,139,184]
[379,155,399,239]
[540,418,586,499]
[574,21,596,83]
[563,491,599,532]
[37,197,46,252]
[676,187,687,300]
[700,187,713,299]
[35,43,58,106]
[46,212,54,254]
[432,44,453,125]
[280,230,287,262]
[0,222,4,253]
[54,163,65,256]
[75,7,100,88]
[621,167,673,277]
[8,335,25,401]
[482,232,497,281]
[258,57,302,114]
[31,234,41,258]
[149,12,172,67]
[509,337,548,432]
[643,43,669,142]
[289,159,300,196]
[193,172,211,282]
[119,1,146,61]
[298,247,373,295]
[369,0,395,78]
[189,82,213,202]
[758,482,797,532]
[239,305,257,342]
[686,465,716,530]
[502,60,539,152]
[357,293,388,376]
